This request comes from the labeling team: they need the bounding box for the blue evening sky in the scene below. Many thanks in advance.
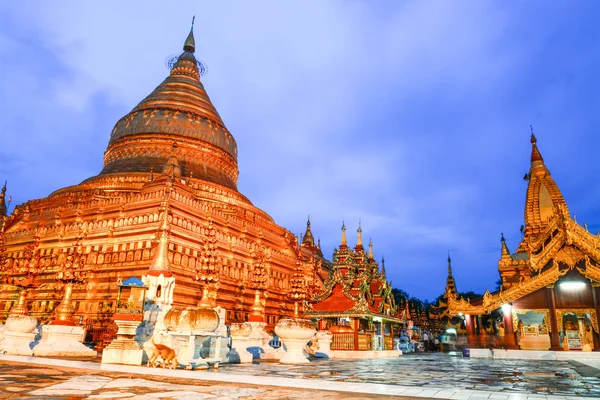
[2,1,600,301]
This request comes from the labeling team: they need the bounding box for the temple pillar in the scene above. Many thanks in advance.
[546,286,562,351]
[477,315,486,348]
[591,285,600,351]
[465,314,477,348]
[354,318,359,350]
[502,305,518,349]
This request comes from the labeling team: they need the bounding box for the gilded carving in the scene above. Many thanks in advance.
[511,309,550,332]
[556,309,598,333]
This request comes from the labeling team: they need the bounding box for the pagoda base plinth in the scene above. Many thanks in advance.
[278,338,311,364]
[102,340,143,365]
[33,325,96,357]
[0,331,36,356]
[102,318,144,365]
[314,330,334,359]
[274,318,316,364]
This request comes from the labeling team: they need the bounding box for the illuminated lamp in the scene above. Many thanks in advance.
[501,303,512,313]
[559,281,587,290]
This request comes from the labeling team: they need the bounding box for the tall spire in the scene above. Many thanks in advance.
[500,233,511,258]
[341,221,347,246]
[0,181,6,218]
[355,221,363,251]
[301,216,315,246]
[184,16,196,52]
[530,126,544,168]
[368,239,373,259]
[381,256,386,276]
[519,130,569,250]
[444,254,457,296]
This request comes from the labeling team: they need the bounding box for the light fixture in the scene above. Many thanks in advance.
[446,328,457,334]
[458,312,463,316]
[501,303,512,313]
[559,281,587,290]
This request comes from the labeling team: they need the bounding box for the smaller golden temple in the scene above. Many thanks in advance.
[305,223,406,351]
[446,133,600,352]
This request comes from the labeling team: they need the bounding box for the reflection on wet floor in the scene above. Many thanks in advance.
[216,353,600,397]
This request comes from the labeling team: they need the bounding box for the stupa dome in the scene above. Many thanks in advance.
[99,25,239,190]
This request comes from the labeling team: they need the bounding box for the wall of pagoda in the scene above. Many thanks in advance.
[0,178,320,327]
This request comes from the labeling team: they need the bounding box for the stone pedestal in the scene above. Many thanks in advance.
[246,321,277,359]
[315,330,334,359]
[102,317,144,365]
[0,304,38,356]
[226,322,253,364]
[1,331,36,356]
[169,332,223,369]
[33,324,96,357]
[275,318,316,364]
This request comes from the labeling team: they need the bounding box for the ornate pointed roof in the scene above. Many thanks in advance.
[519,133,569,249]
[301,217,315,247]
[355,223,364,252]
[99,22,239,190]
[445,254,457,296]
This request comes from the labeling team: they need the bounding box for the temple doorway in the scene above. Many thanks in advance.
[558,310,596,351]
[513,310,550,350]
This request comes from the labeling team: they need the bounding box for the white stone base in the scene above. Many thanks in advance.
[470,348,600,360]
[102,346,143,365]
[314,339,334,359]
[279,338,311,364]
[227,337,253,363]
[332,349,402,359]
[0,331,35,356]
[33,325,96,357]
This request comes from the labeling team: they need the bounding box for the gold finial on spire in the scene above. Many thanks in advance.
[184,16,196,53]
[356,220,363,247]
[341,221,347,246]
[368,238,373,259]
[530,125,544,167]
[500,232,511,257]
[447,251,452,275]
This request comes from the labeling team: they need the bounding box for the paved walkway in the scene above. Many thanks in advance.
[1,353,600,399]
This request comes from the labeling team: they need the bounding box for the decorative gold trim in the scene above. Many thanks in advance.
[448,263,568,315]
[511,309,550,333]
[556,309,598,333]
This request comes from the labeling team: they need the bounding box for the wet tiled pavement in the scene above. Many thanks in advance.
[2,353,600,399]
[218,353,600,397]
[0,361,384,399]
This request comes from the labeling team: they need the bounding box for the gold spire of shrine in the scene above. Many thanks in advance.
[301,216,315,246]
[381,256,386,276]
[500,233,511,258]
[0,181,6,218]
[520,130,570,248]
[445,253,457,296]
[368,239,373,259]
[184,16,196,52]
[355,221,363,252]
[341,222,347,246]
